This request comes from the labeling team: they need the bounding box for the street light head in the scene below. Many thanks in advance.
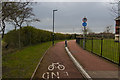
[53,9,58,11]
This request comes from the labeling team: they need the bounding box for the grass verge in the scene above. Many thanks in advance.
[2,40,62,78]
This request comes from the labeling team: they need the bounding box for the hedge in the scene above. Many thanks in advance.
[3,26,72,48]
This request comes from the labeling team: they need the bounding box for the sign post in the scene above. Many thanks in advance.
[82,17,87,49]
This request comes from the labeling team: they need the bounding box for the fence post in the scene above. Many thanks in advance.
[76,38,77,43]
[79,38,80,45]
[101,38,103,57]
[78,38,80,44]
[91,37,93,53]
[76,38,79,44]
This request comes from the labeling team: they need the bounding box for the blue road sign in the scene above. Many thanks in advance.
[82,22,87,26]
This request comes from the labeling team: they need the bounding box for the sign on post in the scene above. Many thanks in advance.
[82,17,87,22]
[82,22,87,27]
[82,17,87,49]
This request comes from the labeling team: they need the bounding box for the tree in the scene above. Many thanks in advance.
[104,25,112,33]
[102,25,114,39]
[1,2,40,48]
[109,0,120,17]
[1,2,28,38]
[1,2,39,38]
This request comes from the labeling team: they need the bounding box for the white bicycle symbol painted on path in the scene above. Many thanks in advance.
[48,62,65,71]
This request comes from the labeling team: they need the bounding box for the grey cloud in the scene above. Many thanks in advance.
[31,2,115,33]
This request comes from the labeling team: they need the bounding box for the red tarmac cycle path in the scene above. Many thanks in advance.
[33,41,83,79]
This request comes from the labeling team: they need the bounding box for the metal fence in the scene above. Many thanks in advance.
[76,37,120,66]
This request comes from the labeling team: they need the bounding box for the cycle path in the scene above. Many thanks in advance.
[33,41,83,79]
[68,40,119,79]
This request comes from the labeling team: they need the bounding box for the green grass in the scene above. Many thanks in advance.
[2,40,62,78]
[80,39,119,64]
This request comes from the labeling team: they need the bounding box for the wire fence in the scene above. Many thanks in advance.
[76,37,120,66]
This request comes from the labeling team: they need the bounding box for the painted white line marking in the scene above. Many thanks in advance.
[65,47,92,80]
[42,72,60,79]
[65,72,69,76]
[42,62,69,79]
[48,62,65,71]
[30,46,52,80]
[51,72,60,79]
[42,72,49,79]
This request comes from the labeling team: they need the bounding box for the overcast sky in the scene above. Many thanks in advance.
[6,2,117,34]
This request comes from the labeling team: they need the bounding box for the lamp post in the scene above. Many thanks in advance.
[119,26,120,66]
[118,1,120,42]
[52,9,57,46]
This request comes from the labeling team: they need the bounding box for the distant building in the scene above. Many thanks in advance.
[115,1,120,41]
[115,16,120,41]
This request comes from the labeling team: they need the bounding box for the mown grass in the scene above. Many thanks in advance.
[81,39,119,64]
[2,40,62,78]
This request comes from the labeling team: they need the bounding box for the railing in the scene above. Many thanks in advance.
[76,37,120,66]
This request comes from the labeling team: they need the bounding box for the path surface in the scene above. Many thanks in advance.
[68,40,119,79]
[33,41,83,79]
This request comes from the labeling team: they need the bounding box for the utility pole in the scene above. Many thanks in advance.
[0,35,2,79]
[118,1,120,42]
